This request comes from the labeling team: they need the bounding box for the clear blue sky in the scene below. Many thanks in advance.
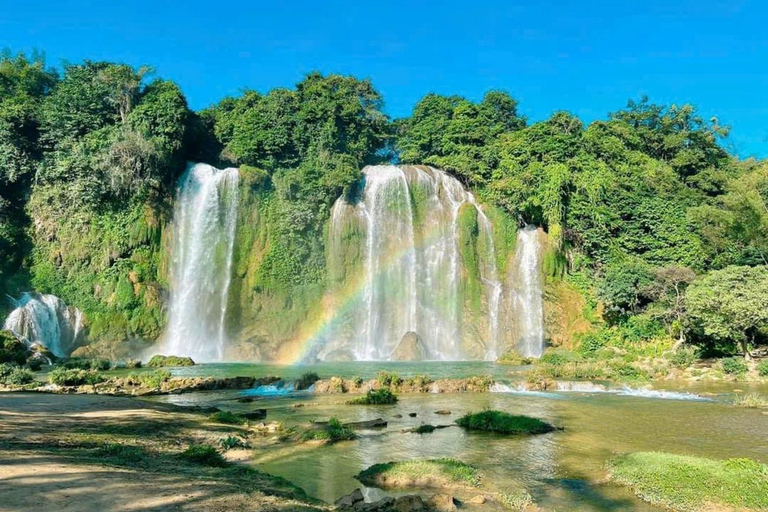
[2,0,766,158]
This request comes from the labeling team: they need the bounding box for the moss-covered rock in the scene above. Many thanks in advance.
[146,354,195,367]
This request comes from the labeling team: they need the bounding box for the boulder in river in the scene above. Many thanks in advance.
[391,331,427,361]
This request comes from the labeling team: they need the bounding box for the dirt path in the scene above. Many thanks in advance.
[0,393,324,512]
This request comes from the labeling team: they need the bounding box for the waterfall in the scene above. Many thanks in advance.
[325,165,501,361]
[163,162,240,362]
[513,225,545,358]
[3,292,83,357]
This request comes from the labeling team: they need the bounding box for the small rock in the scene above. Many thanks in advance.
[393,414,403,418]
[393,495,429,512]
[466,495,487,505]
[408,412,417,417]
[434,410,451,415]
[428,493,459,512]
[335,488,364,508]
[236,397,254,403]
[242,409,267,420]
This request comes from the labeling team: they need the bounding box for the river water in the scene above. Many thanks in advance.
[144,362,768,511]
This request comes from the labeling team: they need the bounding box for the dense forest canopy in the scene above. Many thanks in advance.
[1,50,766,358]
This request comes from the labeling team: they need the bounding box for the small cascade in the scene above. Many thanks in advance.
[325,165,502,361]
[163,163,240,362]
[512,225,546,358]
[3,292,83,357]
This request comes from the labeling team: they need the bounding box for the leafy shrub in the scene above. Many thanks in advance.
[127,369,171,388]
[60,358,111,370]
[348,388,398,405]
[539,348,581,366]
[377,371,402,387]
[26,357,43,371]
[0,331,28,365]
[352,376,364,387]
[0,363,35,386]
[125,358,142,369]
[456,410,555,435]
[295,371,320,390]
[577,330,613,355]
[721,357,748,375]
[301,417,356,443]
[181,444,226,467]
[668,347,697,369]
[405,374,434,387]
[146,355,195,367]
[497,351,533,365]
[757,360,768,377]
[218,435,251,450]
[209,410,246,425]
[50,367,105,386]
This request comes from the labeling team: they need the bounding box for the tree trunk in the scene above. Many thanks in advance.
[671,331,686,352]
[741,338,752,361]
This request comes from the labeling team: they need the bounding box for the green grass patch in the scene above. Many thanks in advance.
[456,410,555,435]
[356,458,480,489]
[376,371,402,387]
[347,388,398,405]
[412,424,436,434]
[734,393,768,408]
[721,357,748,375]
[147,355,195,367]
[295,371,320,390]
[608,452,768,511]
[301,417,356,443]
[127,369,171,388]
[209,410,247,425]
[180,444,227,467]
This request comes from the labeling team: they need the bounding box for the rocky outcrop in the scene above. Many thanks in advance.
[391,332,427,361]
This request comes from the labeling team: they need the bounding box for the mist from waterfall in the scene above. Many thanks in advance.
[163,163,240,362]
[513,225,546,358]
[326,165,502,361]
[3,292,82,357]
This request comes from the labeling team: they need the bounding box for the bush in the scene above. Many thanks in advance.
[146,355,195,367]
[50,367,105,386]
[539,348,581,366]
[125,358,142,369]
[0,331,28,365]
[668,347,697,369]
[60,358,112,370]
[26,357,43,371]
[352,376,364,387]
[413,424,436,434]
[301,417,356,443]
[218,435,251,451]
[295,371,320,390]
[757,360,768,377]
[721,357,748,375]
[181,444,227,467]
[348,388,398,405]
[209,410,246,425]
[127,369,171,388]
[733,393,768,408]
[377,371,402,387]
[0,364,35,386]
[456,410,555,435]
[496,351,532,365]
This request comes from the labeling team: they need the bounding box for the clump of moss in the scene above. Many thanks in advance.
[96,443,148,465]
[209,410,247,425]
[456,410,555,435]
[0,363,35,386]
[356,458,480,489]
[295,371,320,390]
[180,444,227,467]
[147,355,195,367]
[413,424,436,434]
[348,388,398,405]
[49,367,105,386]
[608,452,768,511]
[301,417,356,443]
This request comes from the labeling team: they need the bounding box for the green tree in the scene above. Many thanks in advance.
[686,265,768,359]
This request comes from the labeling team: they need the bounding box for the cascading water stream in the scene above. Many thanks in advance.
[326,165,503,361]
[3,292,82,357]
[513,225,545,358]
[163,163,239,362]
